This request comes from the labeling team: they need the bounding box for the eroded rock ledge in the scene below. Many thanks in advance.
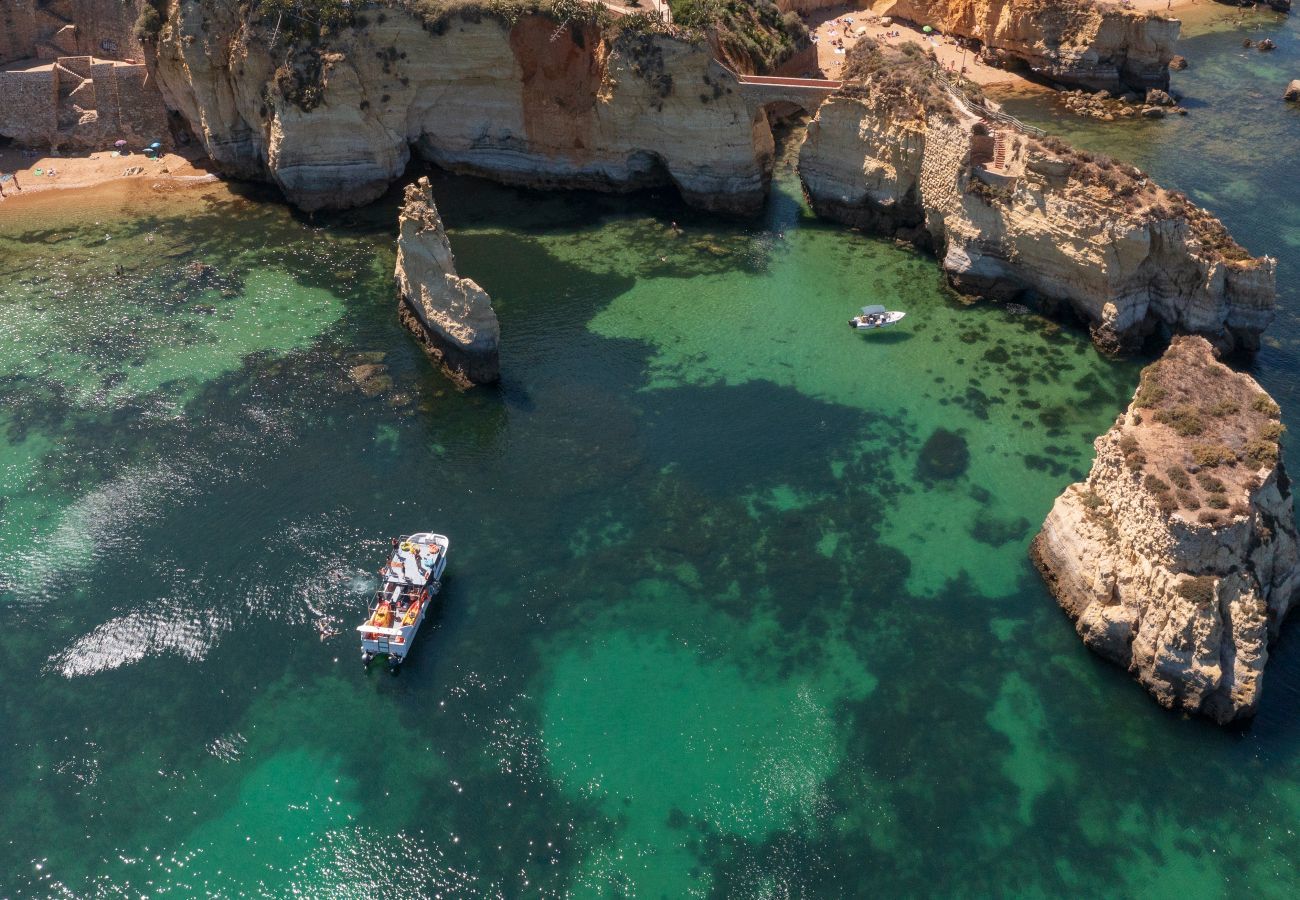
[396,177,500,386]
[800,40,1276,353]
[1031,337,1299,723]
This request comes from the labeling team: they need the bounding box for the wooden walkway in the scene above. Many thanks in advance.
[734,74,843,92]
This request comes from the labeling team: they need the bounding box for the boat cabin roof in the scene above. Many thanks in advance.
[385,540,441,586]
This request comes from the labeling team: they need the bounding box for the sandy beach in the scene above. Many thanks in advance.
[0,145,216,202]
[810,5,1049,86]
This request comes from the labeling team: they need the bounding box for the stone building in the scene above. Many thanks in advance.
[0,0,170,151]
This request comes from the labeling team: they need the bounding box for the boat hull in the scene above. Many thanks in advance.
[850,311,906,330]
[358,531,449,669]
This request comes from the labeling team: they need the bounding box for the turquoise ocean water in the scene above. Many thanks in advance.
[2,8,1300,897]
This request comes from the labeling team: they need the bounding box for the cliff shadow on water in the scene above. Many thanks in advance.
[2,145,1226,896]
[8,2,1300,895]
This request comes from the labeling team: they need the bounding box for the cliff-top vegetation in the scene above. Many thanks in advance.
[669,0,807,73]
[840,38,957,119]
[141,1,802,73]
[1120,336,1284,522]
[1033,137,1253,263]
[835,40,1254,265]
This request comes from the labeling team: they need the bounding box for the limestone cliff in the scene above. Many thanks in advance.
[147,2,774,213]
[1031,337,1299,723]
[866,0,1180,91]
[396,177,500,386]
[799,41,1276,352]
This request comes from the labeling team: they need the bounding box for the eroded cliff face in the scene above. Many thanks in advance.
[396,176,500,386]
[868,0,1180,91]
[799,44,1276,352]
[1031,337,1299,723]
[149,3,771,212]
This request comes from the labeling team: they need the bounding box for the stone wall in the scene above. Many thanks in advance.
[0,0,145,66]
[0,58,168,150]
[0,68,57,145]
[110,64,170,144]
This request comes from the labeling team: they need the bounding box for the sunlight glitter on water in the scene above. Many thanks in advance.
[3,39,1300,888]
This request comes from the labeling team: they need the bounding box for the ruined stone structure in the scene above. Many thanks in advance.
[0,0,169,150]
[0,0,145,66]
[0,56,169,150]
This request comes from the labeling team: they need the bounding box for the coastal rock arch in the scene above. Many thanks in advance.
[735,74,842,184]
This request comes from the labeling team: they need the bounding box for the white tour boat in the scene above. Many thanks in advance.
[850,304,906,330]
[358,532,449,672]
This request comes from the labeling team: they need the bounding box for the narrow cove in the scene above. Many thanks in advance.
[5,7,1300,883]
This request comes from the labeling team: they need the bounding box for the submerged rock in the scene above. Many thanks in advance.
[395,177,500,386]
[1031,337,1300,723]
[1169,55,1189,71]
[348,363,393,397]
[1284,80,1300,102]
[916,428,970,481]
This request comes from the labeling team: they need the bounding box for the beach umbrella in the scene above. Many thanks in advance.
[114,140,127,147]
[148,141,162,150]
[922,25,933,33]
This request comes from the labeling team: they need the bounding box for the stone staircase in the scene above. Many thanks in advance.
[54,56,97,135]
[991,131,1008,171]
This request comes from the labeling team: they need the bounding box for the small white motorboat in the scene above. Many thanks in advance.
[358,532,448,673]
[850,304,906,330]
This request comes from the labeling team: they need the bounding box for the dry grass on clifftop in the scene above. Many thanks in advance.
[1116,336,1284,524]
[840,39,963,120]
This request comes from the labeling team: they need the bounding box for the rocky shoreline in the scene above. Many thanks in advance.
[800,40,1275,354]
[852,0,1180,92]
[1031,337,1299,722]
[135,3,1275,371]
[147,3,775,214]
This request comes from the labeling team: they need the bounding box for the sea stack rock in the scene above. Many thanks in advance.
[395,177,501,386]
[1031,337,1300,723]
[1285,80,1300,102]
